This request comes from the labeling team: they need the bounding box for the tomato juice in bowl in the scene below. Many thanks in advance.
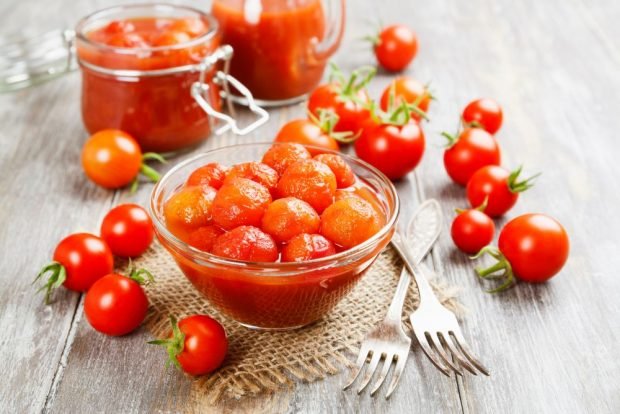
[150,143,399,330]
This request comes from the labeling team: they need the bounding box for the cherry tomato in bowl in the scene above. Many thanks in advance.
[462,98,503,134]
[35,233,114,303]
[101,203,154,258]
[372,25,418,72]
[84,268,153,336]
[149,315,228,376]
[474,214,569,291]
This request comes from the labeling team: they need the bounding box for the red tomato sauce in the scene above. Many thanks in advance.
[211,0,326,101]
[77,17,220,153]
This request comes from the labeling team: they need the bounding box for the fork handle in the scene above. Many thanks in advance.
[391,232,441,306]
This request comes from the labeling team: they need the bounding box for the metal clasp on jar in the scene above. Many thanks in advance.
[192,45,269,136]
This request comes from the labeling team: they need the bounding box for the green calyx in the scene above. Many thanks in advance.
[455,196,488,215]
[148,315,185,370]
[441,131,459,148]
[471,246,515,293]
[328,63,376,105]
[34,261,67,305]
[126,264,155,286]
[310,108,359,144]
[462,119,484,130]
[507,165,540,194]
[131,152,167,194]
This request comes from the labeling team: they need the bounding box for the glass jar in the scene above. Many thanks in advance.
[211,0,346,106]
[150,143,399,330]
[75,4,267,153]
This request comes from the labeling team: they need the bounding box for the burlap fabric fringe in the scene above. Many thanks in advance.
[126,243,462,403]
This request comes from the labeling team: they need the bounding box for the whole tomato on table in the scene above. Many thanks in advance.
[354,103,425,180]
[451,204,495,255]
[35,233,114,303]
[149,315,228,376]
[84,268,154,336]
[462,98,503,134]
[466,165,539,217]
[101,203,154,258]
[443,127,501,186]
[380,77,432,121]
[371,25,418,72]
[82,129,165,192]
[473,213,570,292]
[274,110,355,153]
[307,65,375,135]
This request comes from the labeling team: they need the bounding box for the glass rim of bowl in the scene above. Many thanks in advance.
[150,142,400,272]
[75,3,220,56]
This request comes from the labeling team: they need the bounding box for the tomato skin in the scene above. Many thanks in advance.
[101,204,154,258]
[466,166,517,217]
[53,233,114,292]
[444,128,501,186]
[176,315,228,376]
[82,129,143,189]
[451,210,495,254]
[498,214,569,283]
[84,274,149,336]
[354,121,425,180]
[274,119,339,152]
[462,98,503,134]
[375,25,418,72]
[379,77,431,118]
[307,84,371,134]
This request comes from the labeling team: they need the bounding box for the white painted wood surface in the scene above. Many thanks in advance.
[1,0,619,412]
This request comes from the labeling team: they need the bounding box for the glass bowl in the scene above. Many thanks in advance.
[150,143,400,330]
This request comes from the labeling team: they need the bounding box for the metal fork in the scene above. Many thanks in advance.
[343,199,442,398]
[391,232,490,377]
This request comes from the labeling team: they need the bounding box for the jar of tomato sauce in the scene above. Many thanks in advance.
[75,4,268,153]
[212,0,346,106]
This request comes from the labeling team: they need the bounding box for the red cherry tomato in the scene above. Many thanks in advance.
[354,120,425,180]
[101,204,154,258]
[466,166,538,217]
[374,25,418,72]
[150,315,228,376]
[82,129,164,190]
[475,214,569,291]
[274,118,339,152]
[380,77,431,120]
[307,66,374,135]
[84,269,153,336]
[451,209,495,254]
[443,128,501,186]
[35,233,114,303]
[462,98,503,134]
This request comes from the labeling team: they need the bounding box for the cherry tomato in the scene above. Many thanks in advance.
[150,315,228,376]
[307,66,374,135]
[84,269,153,336]
[274,118,339,152]
[374,25,418,72]
[462,98,503,134]
[35,233,114,303]
[380,77,431,120]
[475,214,569,291]
[443,128,501,186]
[82,129,164,190]
[451,209,495,254]
[466,166,537,217]
[101,204,154,258]
[354,120,425,180]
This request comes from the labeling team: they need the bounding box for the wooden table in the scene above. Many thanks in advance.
[2,0,619,412]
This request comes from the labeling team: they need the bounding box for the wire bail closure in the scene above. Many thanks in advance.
[191,45,269,136]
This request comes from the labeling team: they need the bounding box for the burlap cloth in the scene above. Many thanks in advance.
[126,243,461,403]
